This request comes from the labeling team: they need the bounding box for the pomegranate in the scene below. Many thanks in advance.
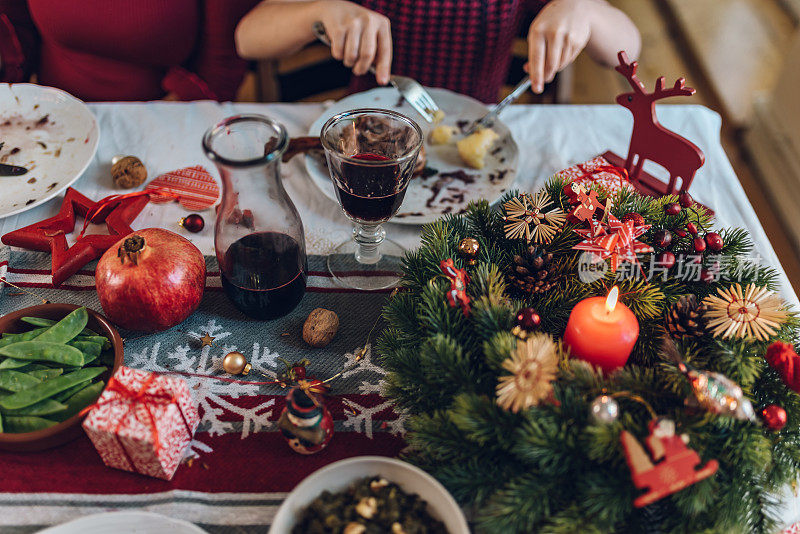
[96,228,206,332]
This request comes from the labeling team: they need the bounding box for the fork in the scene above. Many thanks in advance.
[312,21,441,123]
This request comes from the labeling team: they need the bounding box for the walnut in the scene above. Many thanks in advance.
[111,156,147,188]
[302,308,339,348]
[391,523,407,534]
[343,523,366,534]
[355,497,378,519]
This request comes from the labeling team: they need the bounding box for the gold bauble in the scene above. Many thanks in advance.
[222,351,251,375]
[458,237,480,265]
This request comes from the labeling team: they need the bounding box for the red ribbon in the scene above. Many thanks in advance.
[575,162,629,190]
[766,341,800,393]
[81,373,192,454]
[78,189,183,237]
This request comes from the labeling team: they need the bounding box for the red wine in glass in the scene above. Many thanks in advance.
[221,232,307,320]
[334,153,406,222]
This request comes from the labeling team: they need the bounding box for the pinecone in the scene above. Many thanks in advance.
[508,246,556,294]
[665,294,707,337]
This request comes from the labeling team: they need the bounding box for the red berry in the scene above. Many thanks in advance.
[180,213,205,233]
[621,212,645,227]
[686,222,698,236]
[653,229,672,249]
[665,203,681,216]
[656,251,676,269]
[515,307,541,330]
[705,232,724,252]
[761,405,787,431]
[292,366,306,380]
[700,268,714,283]
[693,237,706,253]
[679,191,694,208]
[675,229,688,238]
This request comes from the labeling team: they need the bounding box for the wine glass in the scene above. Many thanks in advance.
[320,108,423,290]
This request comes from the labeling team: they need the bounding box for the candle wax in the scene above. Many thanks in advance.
[563,296,639,372]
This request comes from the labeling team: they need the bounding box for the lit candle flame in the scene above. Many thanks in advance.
[606,286,619,313]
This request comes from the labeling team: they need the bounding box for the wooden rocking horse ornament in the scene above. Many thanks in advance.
[602,51,705,197]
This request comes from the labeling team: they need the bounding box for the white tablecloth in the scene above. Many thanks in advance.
[1,101,796,309]
[1,101,800,527]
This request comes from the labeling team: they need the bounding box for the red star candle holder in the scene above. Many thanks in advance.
[1,188,148,286]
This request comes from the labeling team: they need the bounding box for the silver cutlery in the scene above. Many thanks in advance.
[312,21,441,123]
[465,77,531,135]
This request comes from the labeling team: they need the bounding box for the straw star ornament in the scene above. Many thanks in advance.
[702,283,788,341]
[502,191,566,244]
[496,333,559,413]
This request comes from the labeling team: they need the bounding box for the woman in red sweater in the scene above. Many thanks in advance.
[0,0,257,101]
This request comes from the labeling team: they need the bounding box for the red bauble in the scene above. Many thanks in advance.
[705,232,724,252]
[761,405,787,431]
[292,366,307,380]
[665,203,681,216]
[686,222,698,236]
[653,229,672,249]
[679,191,694,208]
[621,212,646,227]
[655,251,676,269]
[692,237,706,253]
[180,214,205,233]
[95,228,206,332]
[515,307,541,330]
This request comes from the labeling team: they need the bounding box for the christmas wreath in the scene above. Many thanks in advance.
[378,176,800,533]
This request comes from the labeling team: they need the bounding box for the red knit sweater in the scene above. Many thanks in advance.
[0,0,256,101]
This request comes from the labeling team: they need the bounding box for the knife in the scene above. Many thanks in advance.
[464,77,532,135]
[0,162,29,176]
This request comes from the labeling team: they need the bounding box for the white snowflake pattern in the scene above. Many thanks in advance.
[126,322,405,443]
[127,319,281,439]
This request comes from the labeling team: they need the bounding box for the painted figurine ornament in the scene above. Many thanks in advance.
[439,259,471,316]
[277,386,334,455]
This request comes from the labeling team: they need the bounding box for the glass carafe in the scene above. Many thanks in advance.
[203,115,307,320]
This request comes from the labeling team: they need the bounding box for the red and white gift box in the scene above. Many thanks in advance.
[556,156,635,197]
[82,366,200,480]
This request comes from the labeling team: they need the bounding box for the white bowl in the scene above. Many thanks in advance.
[269,456,470,534]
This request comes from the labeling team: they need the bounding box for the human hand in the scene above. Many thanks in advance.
[317,0,392,85]
[526,0,593,93]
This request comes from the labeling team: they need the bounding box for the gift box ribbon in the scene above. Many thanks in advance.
[82,373,194,471]
[573,161,630,188]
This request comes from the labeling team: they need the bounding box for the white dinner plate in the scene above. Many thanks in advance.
[306,87,519,225]
[36,511,207,534]
[0,83,99,219]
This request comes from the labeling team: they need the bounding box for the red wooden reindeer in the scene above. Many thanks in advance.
[613,51,705,195]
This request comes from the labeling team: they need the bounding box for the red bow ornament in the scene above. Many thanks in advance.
[765,341,800,393]
[573,213,653,273]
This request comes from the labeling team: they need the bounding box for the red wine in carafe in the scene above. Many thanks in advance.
[221,232,307,320]
[335,153,406,222]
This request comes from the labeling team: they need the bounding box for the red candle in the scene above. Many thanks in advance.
[563,287,639,372]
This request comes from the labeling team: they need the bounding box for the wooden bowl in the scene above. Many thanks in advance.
[0,303,124,451]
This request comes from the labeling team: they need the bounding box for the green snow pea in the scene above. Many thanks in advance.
[1,398,67,416]
[55,381,105,421]
[0,341,84,366]
[0,367,105,410]
[3,415,56,433]
[75,335,111,350]
[22,316,99,337]
[33,307,88,344]
[0,358,31,370]
[54,380,92,402]
[28,368,64,381]
[67,341,102,365]
[0,370,41,392]
[0,328,48,349]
